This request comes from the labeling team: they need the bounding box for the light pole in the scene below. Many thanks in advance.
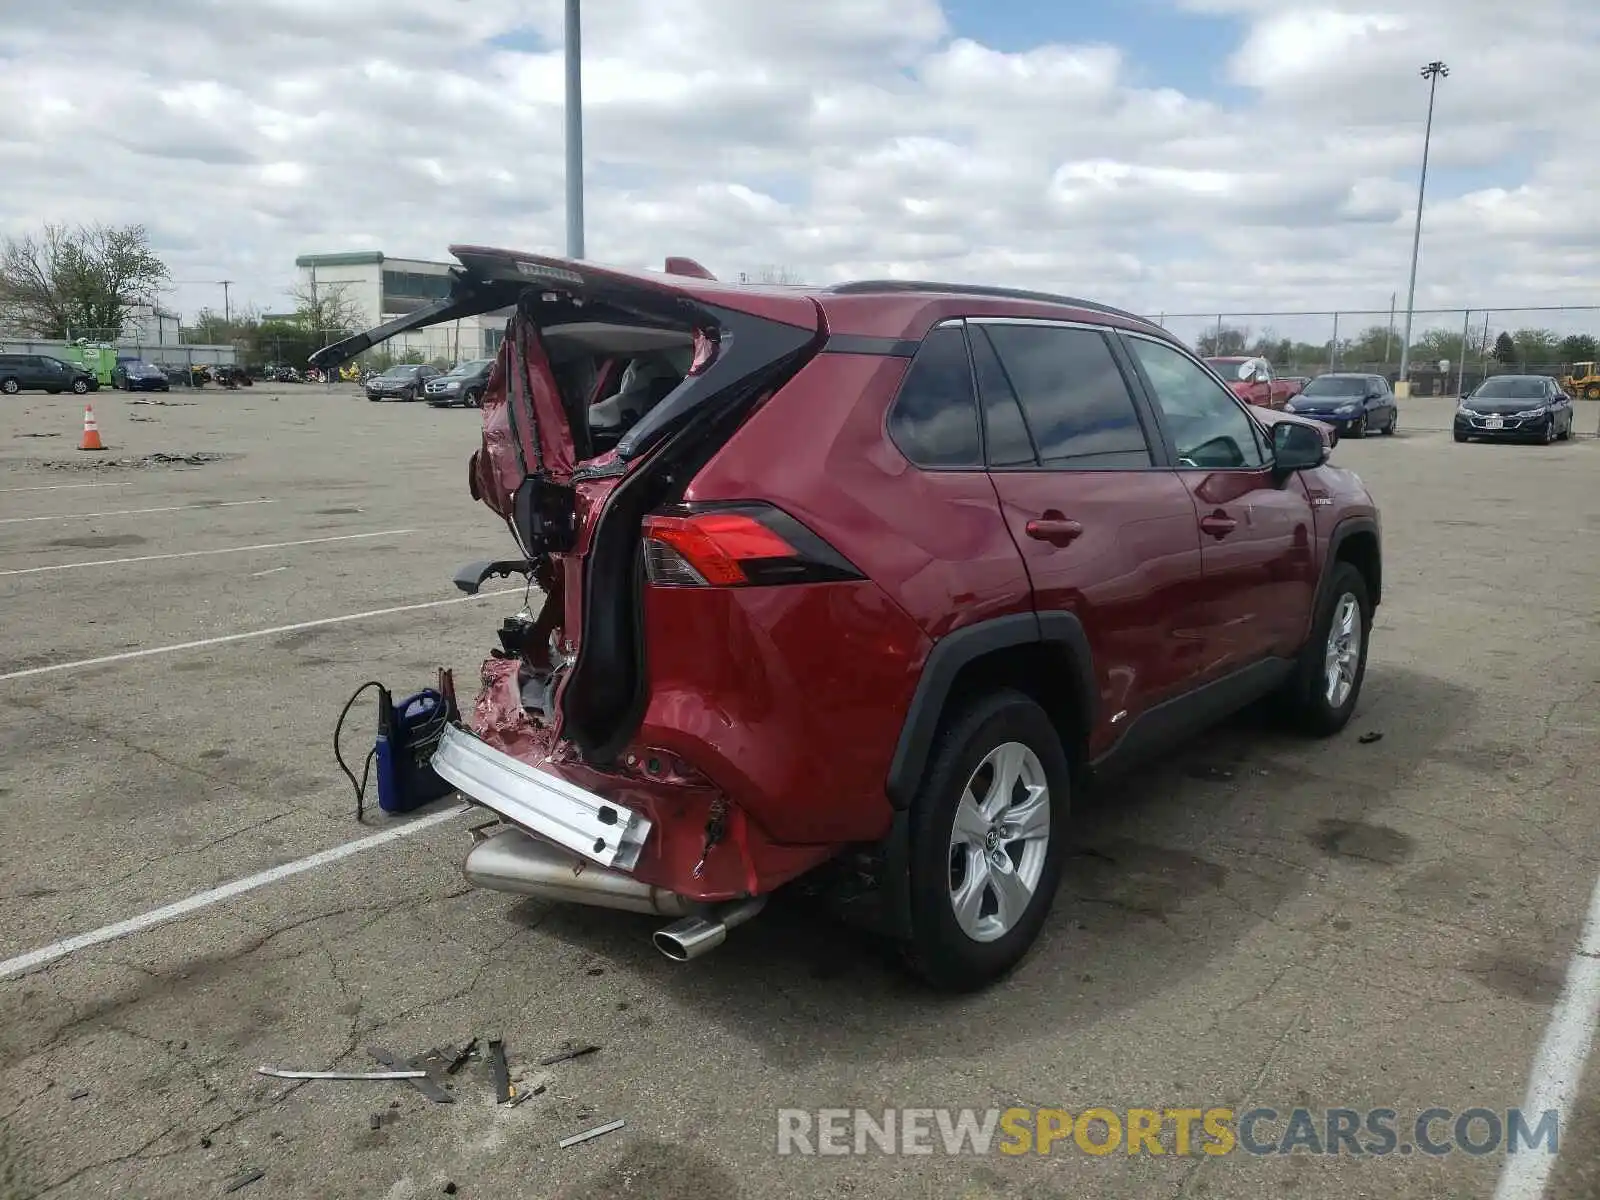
[218,280,233,325]
[1396,60,1448,395]
[564,0,585,259]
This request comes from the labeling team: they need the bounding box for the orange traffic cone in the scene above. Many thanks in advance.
[79,404,105,451]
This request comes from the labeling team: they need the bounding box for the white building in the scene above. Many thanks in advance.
[294,251,507,363]
[122,303,184,346]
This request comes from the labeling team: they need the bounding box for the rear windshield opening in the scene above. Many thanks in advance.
[542,321,695,456]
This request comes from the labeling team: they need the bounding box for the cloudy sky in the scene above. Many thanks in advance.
[2,0,1597,346]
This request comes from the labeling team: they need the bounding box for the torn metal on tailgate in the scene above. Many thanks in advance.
[431,724,652,870]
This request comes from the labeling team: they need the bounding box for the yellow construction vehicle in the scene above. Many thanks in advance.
[1560,362,1600,400]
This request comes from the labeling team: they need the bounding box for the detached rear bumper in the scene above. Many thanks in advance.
[431,723,652,870]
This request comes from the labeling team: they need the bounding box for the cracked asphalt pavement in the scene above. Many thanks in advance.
[1,388,1598,1199]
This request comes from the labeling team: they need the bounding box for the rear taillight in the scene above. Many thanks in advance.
[641,503,864,588]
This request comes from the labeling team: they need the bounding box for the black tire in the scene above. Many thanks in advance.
[1,378,18,394]
[1559,417,1571,442]
[1543,419,1556,444]
[901,689,1071,992]
[1278,562,1372,737]
[1453,431,1468,443]
[464,387,483,408]
[71,378,89,395]
[1382,409,1397,436]
[1586,385,1600,402]
[1349,413,1367,438]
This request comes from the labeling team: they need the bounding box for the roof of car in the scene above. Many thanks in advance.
[1484,373,1551,382]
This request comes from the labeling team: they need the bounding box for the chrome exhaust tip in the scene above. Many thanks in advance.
[652,897,768,962]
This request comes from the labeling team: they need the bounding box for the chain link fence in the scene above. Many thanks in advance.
[1146,305,1600,397]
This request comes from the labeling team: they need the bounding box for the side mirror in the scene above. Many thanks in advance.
[1272,421,1328,474]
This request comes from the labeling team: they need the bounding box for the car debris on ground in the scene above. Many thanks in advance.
[537,1043,600,1067]
[222,1167,265,1193]
[558,1119,625,1148]
[256,1067,427,1081]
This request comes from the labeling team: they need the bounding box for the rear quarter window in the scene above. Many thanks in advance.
[887,325,982,468]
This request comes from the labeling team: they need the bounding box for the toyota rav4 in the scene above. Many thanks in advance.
[313,249,1382,992]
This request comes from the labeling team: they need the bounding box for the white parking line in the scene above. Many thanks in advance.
[0,499,275,525]
[1493,871,1600,1200]
[0,481,126,493]
[0,805,469,981]
[0,589,520,682]
[0,529,418,577]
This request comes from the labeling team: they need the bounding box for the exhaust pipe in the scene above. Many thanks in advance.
[464,827,692,916]
[464,826,769,960]
[652,897,768,962]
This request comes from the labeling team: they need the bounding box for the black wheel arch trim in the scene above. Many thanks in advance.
[884,610,1095,810]
[1323,515,1382,610]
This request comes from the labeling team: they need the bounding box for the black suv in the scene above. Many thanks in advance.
[0,354,100,396]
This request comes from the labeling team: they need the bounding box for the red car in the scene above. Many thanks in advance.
[315,250,1382,991]
[1204,356,1303,409]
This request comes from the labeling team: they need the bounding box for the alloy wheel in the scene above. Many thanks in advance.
[1323,593,1362,708]
[947,741,1051,943]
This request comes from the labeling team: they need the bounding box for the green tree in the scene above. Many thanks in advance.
[1493,331,1517,365]
[0,223,169,339]
[247,318,321,368]
[1412,328,1472,367]
[1347,325,1394,365]
[1196,325,1250,356]
[1558,333,1598,364]
[186,306,258,347]
[1511,328,1559,367]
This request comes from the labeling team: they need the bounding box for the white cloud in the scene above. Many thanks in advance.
[0,0,1597,346]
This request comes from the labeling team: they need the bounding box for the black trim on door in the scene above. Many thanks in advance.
[1089,656,1295,781]
[821,334,922,358]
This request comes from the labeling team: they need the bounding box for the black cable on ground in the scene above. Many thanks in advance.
[334,681,386,823]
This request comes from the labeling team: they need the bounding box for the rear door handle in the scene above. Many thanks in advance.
[1199,512,1237,539]
[1024,514,1084,546]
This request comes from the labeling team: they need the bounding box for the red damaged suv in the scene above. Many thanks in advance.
[314,249,1381,991]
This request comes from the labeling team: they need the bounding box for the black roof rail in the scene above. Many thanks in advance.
[823,279,1158,327]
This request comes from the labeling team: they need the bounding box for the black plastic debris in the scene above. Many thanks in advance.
[487,1038,512,1105]
[223,1168,265,1194]
[538,1044,600,1067]
[1358,731,1385,744]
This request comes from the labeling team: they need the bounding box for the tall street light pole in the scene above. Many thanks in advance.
[218,280,233,325]
[564,0,585,260]
[1397,60,1448,395]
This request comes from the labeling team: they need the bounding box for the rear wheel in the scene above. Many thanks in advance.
[1279,562,1371,737]
[902,690,1070,992]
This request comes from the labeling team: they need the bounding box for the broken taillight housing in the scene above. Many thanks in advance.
[641,503,864,588]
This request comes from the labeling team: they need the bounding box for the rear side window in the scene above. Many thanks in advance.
[887,325,981,468]
[979,324,1152,469]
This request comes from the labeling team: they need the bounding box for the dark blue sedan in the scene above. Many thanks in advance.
[1284,373,1398,438]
